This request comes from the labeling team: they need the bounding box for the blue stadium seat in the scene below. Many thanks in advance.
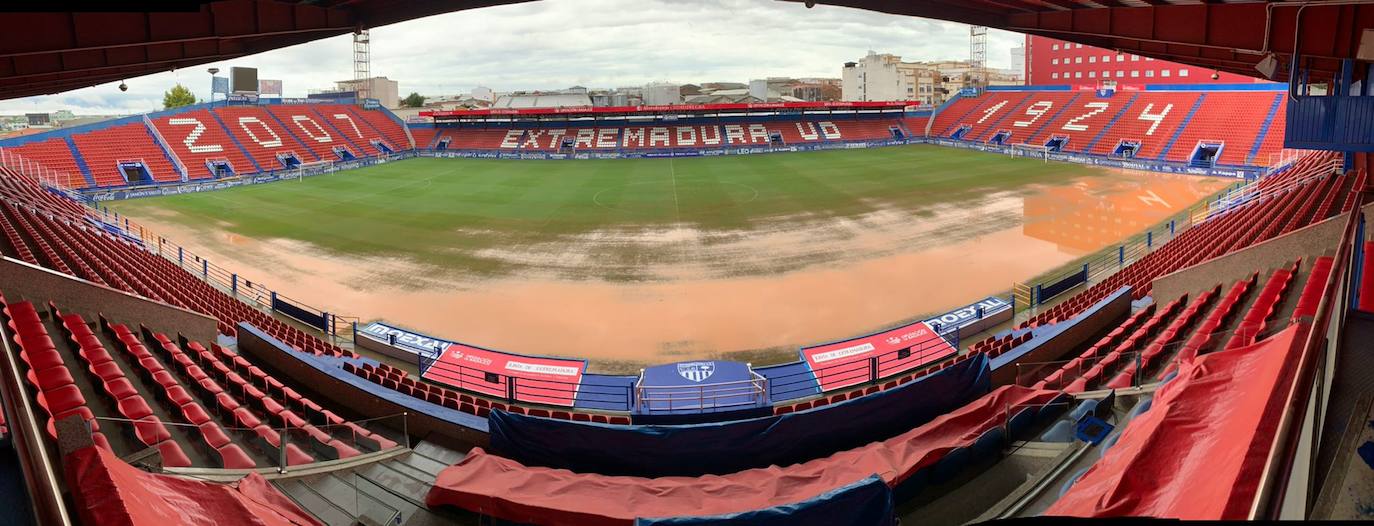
[1040,420,1077,443]
[1007,407,1035,439]
[1097,431,1123,458]
[1161,369,1179,385]
[972,428,1006,458]
[1036,393,1071,423]
[1059,467,1091,498]
[892,465,930,502]
[1126,397,1153,420]
[930,447,972,485]
[1069,399,1099,422]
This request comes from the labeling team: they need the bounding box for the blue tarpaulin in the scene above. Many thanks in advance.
[632,474,894,526]
[488,354,990,477]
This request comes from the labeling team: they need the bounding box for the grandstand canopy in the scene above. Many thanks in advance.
[6,0,1369,101]
[0,0,529,100]
[790,0,1373,84]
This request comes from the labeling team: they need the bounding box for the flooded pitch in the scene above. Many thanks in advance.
[122,168,1229,372]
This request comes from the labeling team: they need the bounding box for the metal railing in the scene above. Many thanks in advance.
[1248,191,1363,519]
[88,206,359,341]
[1017,154,1338,316]
[633,372,768,412]
[0,147,81,192]
[92,411,409,474]
[142,114,188,181]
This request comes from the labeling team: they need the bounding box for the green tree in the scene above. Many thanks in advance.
[162,84,196,109]
[402,92,425,108]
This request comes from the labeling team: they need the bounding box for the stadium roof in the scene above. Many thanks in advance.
[0,0,531,100]
[3,1,1368,101]
[791,0,1373,84]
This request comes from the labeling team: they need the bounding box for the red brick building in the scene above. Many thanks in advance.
[1025,35,1262,87]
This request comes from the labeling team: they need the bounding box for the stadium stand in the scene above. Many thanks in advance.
[151,109,259,179]
[425,385,1066,526]
[1086,92,1201,159]
[4,138,88,189]
[68,122,181,186]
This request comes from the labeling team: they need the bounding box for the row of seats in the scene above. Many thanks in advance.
[968,330,1033,359]
[343,361,631,425]
[5,122,180,189]
[932,90,1289,165]
[54,306,191,467]
[104,322,258,469]
[1036,256,1309,396]
[431,119,903,151]
[3,298,109,447]
[1015,152,1339,338]
[0,104,412,188]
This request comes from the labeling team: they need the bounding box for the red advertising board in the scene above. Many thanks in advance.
[421,100,916,119]
[801,321,957,392]
[421,343,586,407]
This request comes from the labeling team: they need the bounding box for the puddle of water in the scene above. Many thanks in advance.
[120,169,1229,370]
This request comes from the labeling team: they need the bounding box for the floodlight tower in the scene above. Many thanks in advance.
[353,29,371,103]
[970,25,988,90]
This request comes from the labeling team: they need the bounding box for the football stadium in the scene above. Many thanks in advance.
[0,1,1370,525]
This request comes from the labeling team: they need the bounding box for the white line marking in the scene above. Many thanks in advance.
[668,157,681,223]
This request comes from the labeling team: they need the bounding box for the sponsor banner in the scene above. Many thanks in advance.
[421,100,915,118]
[258,79,283,95]
[800,320,957,392]
[83,153,410,201]
[357,321,449,356]
[422,343,586,407]
[926,139,1262,179]
[924,296,1011,332]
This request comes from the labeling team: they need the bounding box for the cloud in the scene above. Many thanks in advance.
[0,0,1023,115]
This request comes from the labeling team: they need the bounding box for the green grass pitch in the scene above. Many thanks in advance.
[109,145,1103,277]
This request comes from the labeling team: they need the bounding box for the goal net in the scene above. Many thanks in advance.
[1010,143,1050,163]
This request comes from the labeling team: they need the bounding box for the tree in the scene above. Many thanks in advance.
[162,84,196,109]
[402,92,425,108]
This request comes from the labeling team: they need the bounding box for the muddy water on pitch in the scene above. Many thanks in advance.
[124,170,1230,372]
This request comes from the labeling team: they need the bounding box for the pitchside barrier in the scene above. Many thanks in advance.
[86,207,359,340]
[1014,154,1338,312]
[79,152,410,201]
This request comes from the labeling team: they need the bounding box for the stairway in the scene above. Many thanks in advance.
[274,440,474,526]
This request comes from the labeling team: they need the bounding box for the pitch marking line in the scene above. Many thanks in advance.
[668,158,681,223]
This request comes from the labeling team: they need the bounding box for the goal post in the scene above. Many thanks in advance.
[1011,143,1050,164]
[295,159,334,181]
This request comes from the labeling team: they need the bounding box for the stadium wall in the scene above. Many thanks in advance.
[1149,204,1355,305]
[988,286,1132,386]
[0,255,218,343]
[235,321,492,445]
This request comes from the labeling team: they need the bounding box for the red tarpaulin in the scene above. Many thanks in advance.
[426,385,1060,526]
[1045,323,1308,519]
[65,445,322,526]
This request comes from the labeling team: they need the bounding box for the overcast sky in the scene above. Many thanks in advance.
[0,0,1023,115]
